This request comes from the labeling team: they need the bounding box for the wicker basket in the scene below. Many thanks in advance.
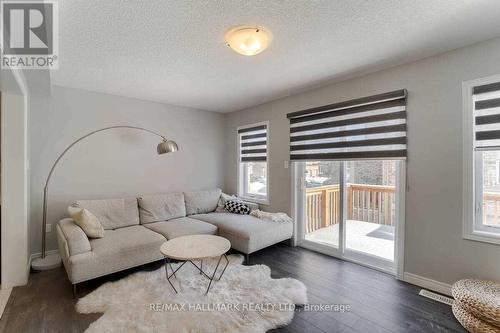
[452,302,500,333]
[452,279,500,328]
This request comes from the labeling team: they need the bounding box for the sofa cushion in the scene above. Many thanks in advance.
[67,225,166,283]
[138,192,186,224]
[184,188,222,215]
[144,217,217,239]
[74,197,139,230]
[191,213,293,254]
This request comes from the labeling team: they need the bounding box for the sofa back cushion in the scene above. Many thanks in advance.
[74,197,139,230]
[184,188,222,215]
[138,192,186,224]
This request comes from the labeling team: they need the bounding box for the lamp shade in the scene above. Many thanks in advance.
[157,139,179,154]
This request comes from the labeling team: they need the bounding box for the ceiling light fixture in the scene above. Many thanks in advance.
[224,26,272,56]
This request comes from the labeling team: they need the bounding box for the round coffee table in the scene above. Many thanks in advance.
[160,235,231,294]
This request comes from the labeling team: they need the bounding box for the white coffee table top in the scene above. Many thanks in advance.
[160,235,231,260]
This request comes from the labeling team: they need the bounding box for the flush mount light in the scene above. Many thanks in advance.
[224,26,272,56]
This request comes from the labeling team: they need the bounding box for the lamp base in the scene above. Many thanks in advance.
[31,253,62,271]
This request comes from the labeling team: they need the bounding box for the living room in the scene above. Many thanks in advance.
[0,1,499,332]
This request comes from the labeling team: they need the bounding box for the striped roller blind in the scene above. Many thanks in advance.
[473,81,500,150]
[287,90,408,161]
[238,123,268,162]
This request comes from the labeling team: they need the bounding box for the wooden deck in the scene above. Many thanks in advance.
[305,220,395,261]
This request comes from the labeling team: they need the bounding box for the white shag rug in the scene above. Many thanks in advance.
[76,255,307,333]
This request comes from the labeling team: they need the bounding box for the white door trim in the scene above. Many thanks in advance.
[395,160,406,279]
[1,83,30,288]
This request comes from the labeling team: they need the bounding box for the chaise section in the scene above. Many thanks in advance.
[191,213,293,254]
[144,217,217,239]
[66,225,166,284]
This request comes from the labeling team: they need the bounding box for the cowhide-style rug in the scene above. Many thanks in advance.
[76,255,307,332]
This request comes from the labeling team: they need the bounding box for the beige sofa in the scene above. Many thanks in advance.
[56,188,293,293]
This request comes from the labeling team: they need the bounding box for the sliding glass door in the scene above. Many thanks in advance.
[297,159,403,273]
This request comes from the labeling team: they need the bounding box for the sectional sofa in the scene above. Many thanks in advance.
[56,188,293,293]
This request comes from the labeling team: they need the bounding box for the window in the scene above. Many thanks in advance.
[463,75,500,244]
[238,122,269,203]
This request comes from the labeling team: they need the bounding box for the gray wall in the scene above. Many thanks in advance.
[224,37,500,284]
[30,86,225,253]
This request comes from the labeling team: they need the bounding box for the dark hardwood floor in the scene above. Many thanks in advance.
[0,244,465,333]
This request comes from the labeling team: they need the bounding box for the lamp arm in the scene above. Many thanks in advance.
[43,126,166,189]
[41,125,167,258]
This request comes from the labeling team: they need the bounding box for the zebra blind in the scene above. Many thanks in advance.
[473,81,500,150]
[287,90,407,161]
[238,123,268,162]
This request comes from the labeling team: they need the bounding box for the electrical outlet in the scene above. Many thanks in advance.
[46,224,51,233]
[284,160,289,169]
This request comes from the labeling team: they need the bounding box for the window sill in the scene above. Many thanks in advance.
[238,196,269,205]
[463,230,500,246]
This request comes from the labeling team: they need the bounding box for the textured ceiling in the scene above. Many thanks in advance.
[52,0,500,112]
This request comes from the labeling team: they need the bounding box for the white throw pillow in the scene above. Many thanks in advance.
[68,206,104,238]
[216,193,239,212]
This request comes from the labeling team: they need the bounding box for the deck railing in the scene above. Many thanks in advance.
[305,185,341,234]
[306,186,500,234]
[349,184,396,226]
[305,184,396,234]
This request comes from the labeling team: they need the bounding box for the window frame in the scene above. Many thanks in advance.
[237,121,270,205]
[496,160,500,185]
[463,75,500,245]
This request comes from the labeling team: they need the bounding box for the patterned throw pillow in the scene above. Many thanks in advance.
[224,200,251,215]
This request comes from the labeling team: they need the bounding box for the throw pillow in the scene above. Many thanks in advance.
[224,200,251,215]
[68,206,104,238]
[216,193,239,212]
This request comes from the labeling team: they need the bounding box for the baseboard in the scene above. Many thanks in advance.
[27,249,60,277]
[403,272,452,296]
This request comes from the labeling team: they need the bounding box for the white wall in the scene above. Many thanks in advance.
[29,86,226,254]
[224,37,500,285]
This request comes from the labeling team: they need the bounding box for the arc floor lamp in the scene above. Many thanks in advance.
[31,125,179,271]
